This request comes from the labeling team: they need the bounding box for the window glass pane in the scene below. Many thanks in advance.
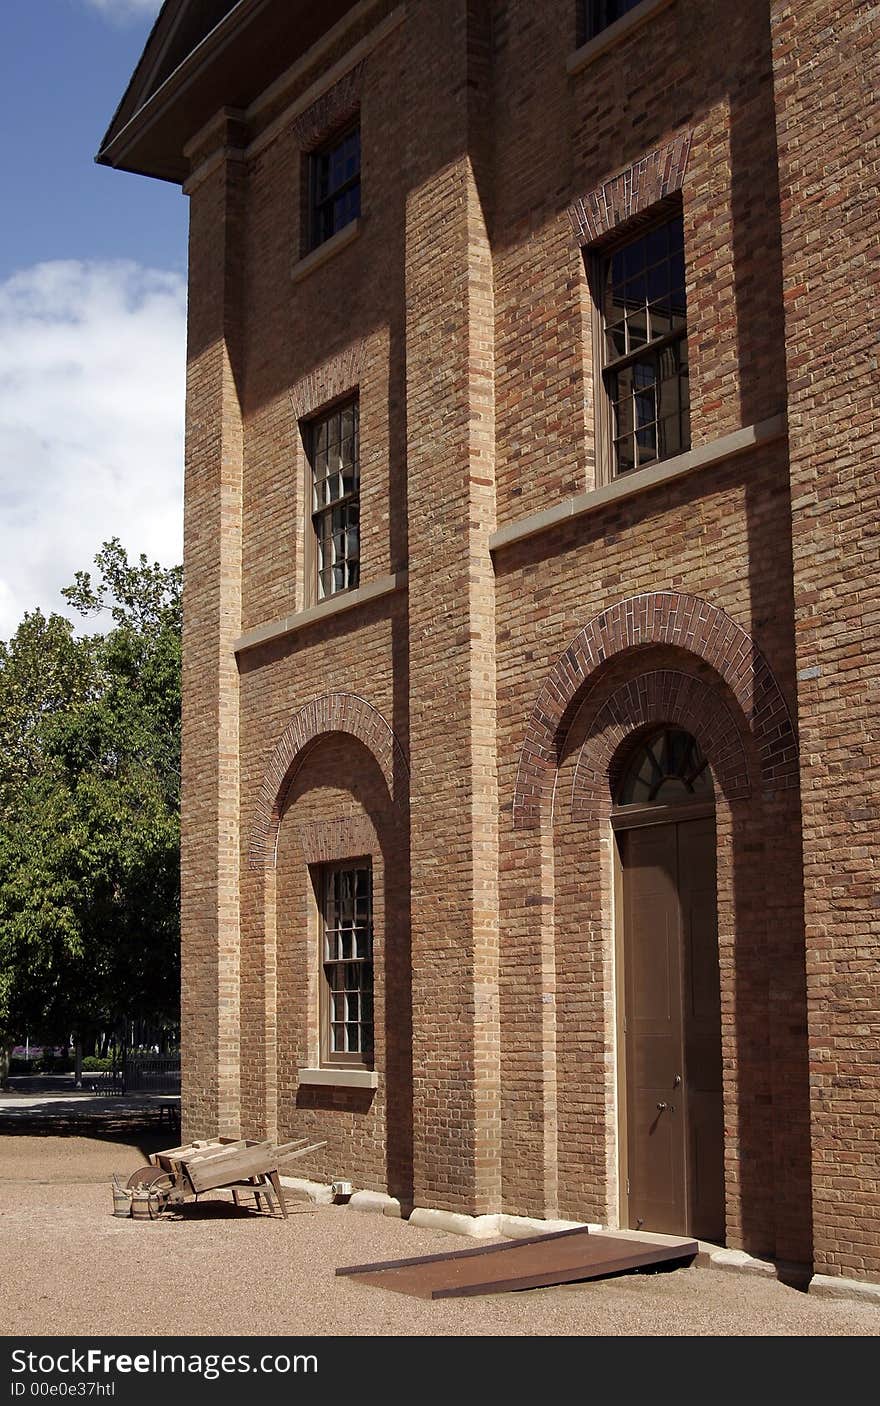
[621,240,642,278]
[311,125,361,248]
[626,307,648,349]
[615,437,635,474]
[646,260,669,305]
[616,728,714,805]
[647,301,673,339]
[625,273,646,307]
[309,398,359,598]
[322,863,373,1060]
[645,226,667,266]
[606,322,627,359]
[603,213,688,472]
[612,376,632,422]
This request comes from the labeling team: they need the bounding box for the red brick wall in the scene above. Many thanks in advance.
[491,0,787,526]
[494,441,809,1260]
[171,0,874,1280]
[772,0,880,1283]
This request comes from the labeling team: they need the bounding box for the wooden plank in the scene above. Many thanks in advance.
[186,1143,280,1192]
[269,1170,288,1219]
[277,1140,326,1161]
[152,1138,235,1162]
[153,1137,325,1190]
[151,1141,217,1161]
[218,1179,272,1191]
[271,1139,310,1157]
[180,1140,250,1163]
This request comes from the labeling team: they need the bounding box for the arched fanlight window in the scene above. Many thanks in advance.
[615,727,714,807]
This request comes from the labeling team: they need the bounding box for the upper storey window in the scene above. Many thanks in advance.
[599,212,690,475]
[310,125,361,250]
[582,0,644,39]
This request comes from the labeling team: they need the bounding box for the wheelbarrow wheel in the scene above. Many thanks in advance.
[127,1167,175,1194]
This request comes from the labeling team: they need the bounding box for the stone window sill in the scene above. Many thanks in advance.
[234,571,406,655]
[298,1067,378,1090]
[567,0,676,76]
[291,218,361,283]
[489,416,786,555]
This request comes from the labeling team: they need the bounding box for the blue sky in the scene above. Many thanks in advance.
[0,0,187,636]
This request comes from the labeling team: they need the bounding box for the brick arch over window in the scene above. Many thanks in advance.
[248,692,408,868]
[570,671,750,822]
[567,130,692,247]
[513,592,797,828]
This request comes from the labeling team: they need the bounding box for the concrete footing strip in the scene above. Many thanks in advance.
[809,1273,880,1305]
[278,1175,334,1204]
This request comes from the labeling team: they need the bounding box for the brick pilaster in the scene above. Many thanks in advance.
[772,0,880,1282]
[181,117,246,1139]
[404,0,501,1214]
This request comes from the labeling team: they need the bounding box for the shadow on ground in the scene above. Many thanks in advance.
[0,1097,174,1162]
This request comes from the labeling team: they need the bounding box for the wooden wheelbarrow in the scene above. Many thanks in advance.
[125,1136,326,1219]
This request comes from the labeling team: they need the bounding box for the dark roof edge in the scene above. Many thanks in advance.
[97,0,182,161]
[95,0,267,175]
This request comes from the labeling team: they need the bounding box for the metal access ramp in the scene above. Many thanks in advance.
[336,1225,698,1299]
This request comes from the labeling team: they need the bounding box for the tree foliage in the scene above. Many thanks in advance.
[0,542,181,1076]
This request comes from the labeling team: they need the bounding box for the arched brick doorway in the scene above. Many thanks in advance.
[515,599,806,1255]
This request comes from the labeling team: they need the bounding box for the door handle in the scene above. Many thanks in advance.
[656,1102,675,1112]
[673,1074,681,1088]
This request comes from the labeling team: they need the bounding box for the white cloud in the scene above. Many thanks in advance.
[0,260,186,638]
[82,0,164,21]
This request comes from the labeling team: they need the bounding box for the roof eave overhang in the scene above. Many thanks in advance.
[96,0,267,181]
[96,0,315,185]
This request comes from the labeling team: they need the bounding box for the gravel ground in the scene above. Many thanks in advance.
[0,1128,878,1337]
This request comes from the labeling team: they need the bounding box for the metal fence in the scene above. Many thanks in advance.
[123,1053,181,1094]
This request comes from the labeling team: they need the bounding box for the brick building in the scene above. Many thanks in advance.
[99,0,879,1292]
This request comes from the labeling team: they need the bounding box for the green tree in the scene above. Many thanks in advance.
[0,542,181,1085]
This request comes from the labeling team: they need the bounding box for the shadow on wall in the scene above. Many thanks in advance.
[730,3,812,1272]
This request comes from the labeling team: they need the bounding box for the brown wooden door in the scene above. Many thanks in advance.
[678,816,725,1242]
[621,817,724,1241]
